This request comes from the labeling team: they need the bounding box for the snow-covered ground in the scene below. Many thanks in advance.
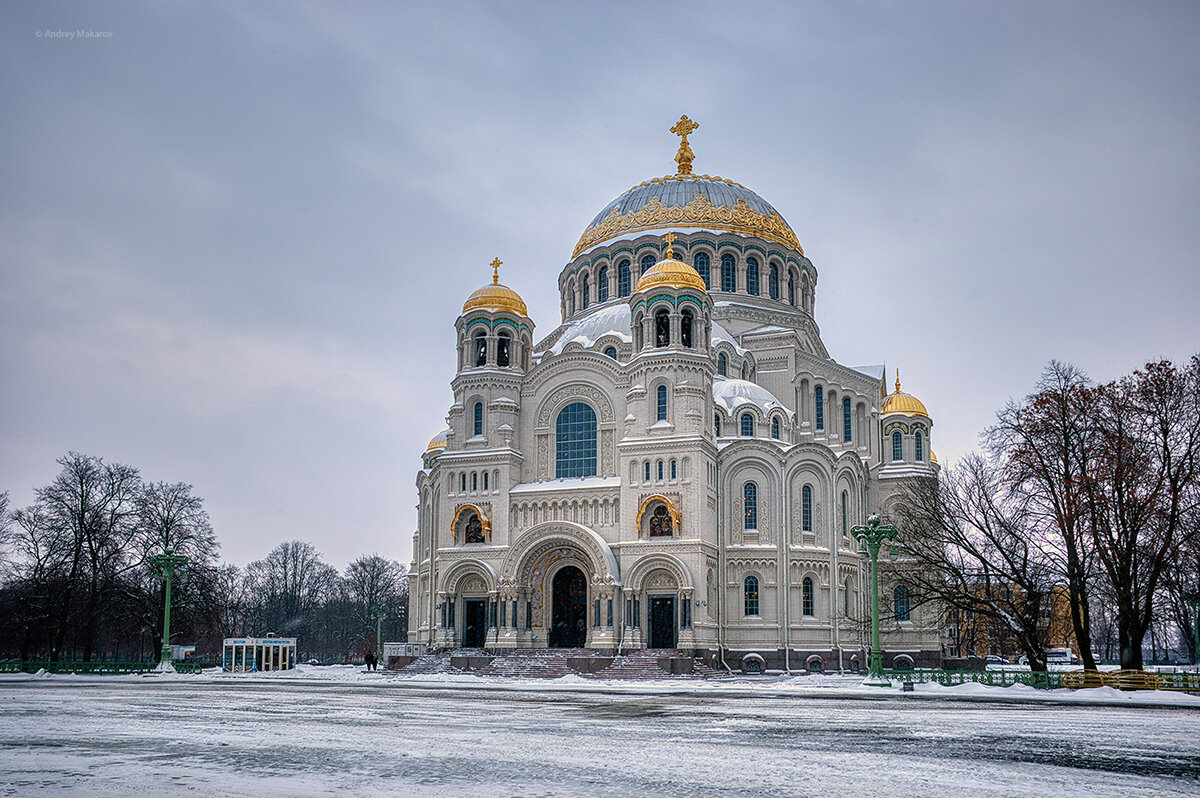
[1,667,1197,796]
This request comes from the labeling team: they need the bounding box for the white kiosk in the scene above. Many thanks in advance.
[222,636,296,672]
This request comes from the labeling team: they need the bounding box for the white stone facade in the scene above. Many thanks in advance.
[409,151,943,672]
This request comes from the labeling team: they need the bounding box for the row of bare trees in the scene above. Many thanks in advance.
[899,357,1200,671]
[0,453,408,663]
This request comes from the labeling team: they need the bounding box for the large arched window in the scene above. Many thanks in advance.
[640,254,656,279]
[654,308,670,347]
[555,402,597,478]
[473,401,483,437]
[581,275,590,310]
[814,386,824,430]
[771,416,781,439]
[497,330,511,368]
[843,397,852,442]
[474,331,487,367]
[656,384,668,422]
[721,253,736,292]
[802,484,812,531]
[802,577,815,617]
[717,352,727,377]
[744,575,759,616]
[618,259,631,297]
[892,431,903,462]
[740,413,754,437]
[743,481,757,529]
[597,265,609,302]
[788,272,796,306]
[680,308,694,348]
[691,253,705,288]
[894,585,911,621]
[768,263,780,299]
[746,257,760,295]
[915,431,924,461]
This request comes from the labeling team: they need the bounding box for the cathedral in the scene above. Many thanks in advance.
[408,117,942,672]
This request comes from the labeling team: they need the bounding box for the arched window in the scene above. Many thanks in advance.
[841,490,848,538]
[460,473,466,492]
[618,259,631,297]
[656,384,668,421]
[693,253,710,288]
[843,397,852,442]
[632,312,643,350]
[603,346,617,359]
[802,577,814,617]
[768,263,779,300]
[845,579,852,616]
[740,413,754,437]
[717,353,727,377]
[680,308,694,348]
[640,254,656,279]
[644,462,651,481]
[474,331,487,367]
[802,484,812,531]
[497,331,511,368]
[555,402,597,478]
[471,472,477,492]
[581,275,590,310]
[472,401,483,437]
[721,253,736,292]
[654,308,670,347]
[482,471,489,491]
[892,431,903,462]
[788,272,796,306]
[714,413,721,437]
[670,459,677,479]
[741,362,748,380]
[746,257,760,295]
[743,481,757,529]
[657,460,664,480]
[894,585,911,621]
[744,575,759,616]
[771,416,781,439]
[814,386,824,430]
[915,431,924,461]
[597,265,608,302]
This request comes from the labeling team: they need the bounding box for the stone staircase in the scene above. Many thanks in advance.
[388,648,721,680]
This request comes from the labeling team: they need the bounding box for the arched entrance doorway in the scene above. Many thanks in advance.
[549,566,587,648]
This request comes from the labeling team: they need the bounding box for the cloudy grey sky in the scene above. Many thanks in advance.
[2,1,1197,571]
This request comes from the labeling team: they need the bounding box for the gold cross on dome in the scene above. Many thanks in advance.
[670,114,699,175]
[663,232,677,260]
[490,257,502,284]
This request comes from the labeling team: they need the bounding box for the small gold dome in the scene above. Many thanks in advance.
[881,373,929,417]
[463,258,528,316]
[931,451,939,465]
[425,428,449,453]
[635,256,707,293]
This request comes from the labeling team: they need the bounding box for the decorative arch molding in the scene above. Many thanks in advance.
[635,494,682,534]
[440,559,499,594]
[626,553,694,592]
[501,521,620,586]
[451,503,491,543]
[535,382,616,428]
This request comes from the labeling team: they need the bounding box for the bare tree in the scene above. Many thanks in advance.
[245,541,339,646]
[897,455,1062,671]
[1086,357,1200,670]
[991,361,1101,669]
[344,554,409,650]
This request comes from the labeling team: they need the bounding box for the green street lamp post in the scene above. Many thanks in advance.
[148,548,189,672]
[852,514,898,686]
[371,604,387,667]
[1185,591,1200,667]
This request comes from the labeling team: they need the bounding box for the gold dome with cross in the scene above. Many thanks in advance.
[634,232,708,293]
[463,258,528,316]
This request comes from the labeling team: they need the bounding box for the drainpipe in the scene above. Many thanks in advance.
[716,455,733,674]
[832,505,842,673]
[781,456,791,674]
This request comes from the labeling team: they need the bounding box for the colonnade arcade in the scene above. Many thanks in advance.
[432,522,696,651]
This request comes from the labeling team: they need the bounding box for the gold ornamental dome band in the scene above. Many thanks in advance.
[463,257,528,316]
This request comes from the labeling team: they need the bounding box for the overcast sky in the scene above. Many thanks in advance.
[2,1,1197,571]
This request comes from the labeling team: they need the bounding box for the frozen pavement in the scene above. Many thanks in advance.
[1,667,1197,796]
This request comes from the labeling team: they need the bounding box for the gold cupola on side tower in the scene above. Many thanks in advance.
[635,232,707,293]
[881,371,929,418]
[463,258,528,316]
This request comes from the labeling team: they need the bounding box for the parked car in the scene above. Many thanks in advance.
[984,655,1006,665]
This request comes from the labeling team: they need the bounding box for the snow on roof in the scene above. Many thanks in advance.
[852,364,885,381]
[710,320,747,355]
[548,303,632,354]
[509,476,622,493]
[713,377,791,419]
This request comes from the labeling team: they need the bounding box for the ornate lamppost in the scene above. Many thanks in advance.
[371,604,387,668]
[148,548,188,672]
[1185,591,1200,667]
[852,515,897,686]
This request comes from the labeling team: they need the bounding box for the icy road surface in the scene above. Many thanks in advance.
[1,673,1198,796]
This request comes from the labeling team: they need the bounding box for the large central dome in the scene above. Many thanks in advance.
[572,174,802,258]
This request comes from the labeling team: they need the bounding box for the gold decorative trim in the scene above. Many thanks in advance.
[635,494,681,533]
[451,504,491,543]
[574,193,802,259]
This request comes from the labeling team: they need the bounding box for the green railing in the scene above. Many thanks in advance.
[884,668,1200,692]
[0,660,202,675]
[883,668,1063,689]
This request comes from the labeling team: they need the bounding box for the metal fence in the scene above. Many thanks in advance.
[884,668,1200,692]
[0,660,202,675]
